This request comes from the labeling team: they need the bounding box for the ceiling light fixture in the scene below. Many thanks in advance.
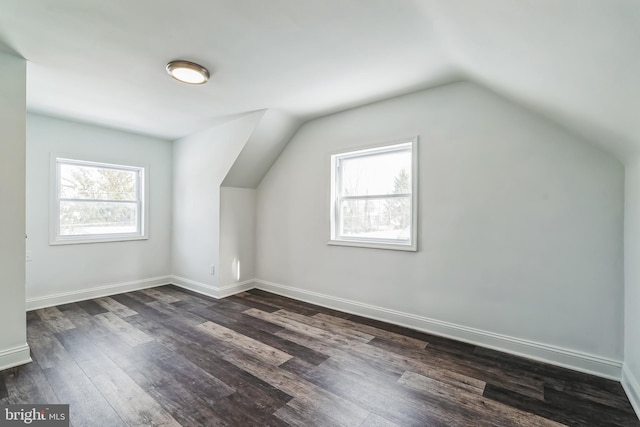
[166,60,210,85]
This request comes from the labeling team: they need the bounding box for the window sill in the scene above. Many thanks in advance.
[50,235,148,246]
[327,239,417,252]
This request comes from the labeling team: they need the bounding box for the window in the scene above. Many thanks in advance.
[329,138,417,251]
[51,156,147,244]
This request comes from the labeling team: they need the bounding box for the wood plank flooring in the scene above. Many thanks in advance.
[1,286,638,426]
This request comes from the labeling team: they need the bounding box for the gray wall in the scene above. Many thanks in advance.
[171,113,261,293]
[25,114,173,308]
[256,81,624,373]
[219,187,256,287]
[624,158,640,410]
[0,51,29,369]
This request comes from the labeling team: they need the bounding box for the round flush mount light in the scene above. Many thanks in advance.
[166,60,210,84]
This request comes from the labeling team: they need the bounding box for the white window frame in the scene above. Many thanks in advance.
[329,137,418,251]
[50,154,149,245]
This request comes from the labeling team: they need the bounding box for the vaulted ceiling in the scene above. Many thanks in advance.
[0,0,638,159]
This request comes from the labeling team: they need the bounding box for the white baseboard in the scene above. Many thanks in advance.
[0,344,32,371]
[26,276,173,311]
[22,274,625,381]
[171,276,255,299]
[623,364,640,420]
[254,279,623,380]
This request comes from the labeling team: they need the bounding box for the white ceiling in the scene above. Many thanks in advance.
[0,0,638,156]
[425,0,640,159]
[0,0,454,140]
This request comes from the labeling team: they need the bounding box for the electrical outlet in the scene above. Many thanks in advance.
[210,265,215,275]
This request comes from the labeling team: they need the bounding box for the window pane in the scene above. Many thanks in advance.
[59,163,137,200]
[340,149,411,196]
[340,197,410,241]
[59,201,138,236]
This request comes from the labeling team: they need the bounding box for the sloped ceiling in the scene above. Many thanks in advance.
[223,109,302,188]
[0,0,453,140]
[0,0,637,159]
[0,38,18,56]
[425,0,640,159]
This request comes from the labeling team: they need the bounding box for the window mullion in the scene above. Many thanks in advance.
[340,193,410,201]
[59,198,137,203]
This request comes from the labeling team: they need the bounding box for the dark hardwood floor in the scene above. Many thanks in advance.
[1,285,637,426]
